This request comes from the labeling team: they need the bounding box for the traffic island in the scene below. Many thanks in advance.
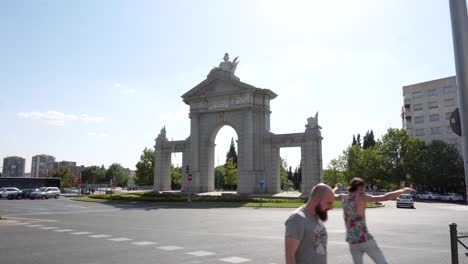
[72,191,384,209]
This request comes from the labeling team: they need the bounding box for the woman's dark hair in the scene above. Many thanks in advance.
[348,177,365,193]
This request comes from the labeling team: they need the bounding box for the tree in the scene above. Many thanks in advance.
[0,172,3,177]
[224,157,237,190]
[81,165,106,184]
[135,147,155,186]
[226,138,238,166]
[356,133,362,147]
[424,140,464,192]
[292,164,302,190]
[49,166,76,188]
[105,163,128,187]
[280,158,288,190]
[171,165,182,189]
[215,165,225,190]
[352,135,357,146]
[363,130,376,149]
[287,166,293,181]
[378,128,425,188]
[323,155,346,187]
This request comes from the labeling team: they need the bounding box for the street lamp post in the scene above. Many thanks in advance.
[449,0,468,202]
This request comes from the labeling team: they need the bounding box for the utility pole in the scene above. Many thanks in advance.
[449,0,468,202]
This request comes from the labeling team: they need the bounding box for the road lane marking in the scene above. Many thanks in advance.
[71,232,92,235]
[4,217,58,222]
[89,234,111,238]
[219,257,251,263]
[53,229,75,232]
[11,222,31,225]
[157,246,184,251]
[108,238,133,242]
[132,241,157,246]
[5,209,119,216]
[25,224,44,227]
[40,227,58,230]
[186,251,216,257]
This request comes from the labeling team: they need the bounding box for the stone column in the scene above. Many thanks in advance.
[181,145,191,192]
[238,110,254,194]
[301,129,323,196]
[154,142,171,192]
[189,114,201,192]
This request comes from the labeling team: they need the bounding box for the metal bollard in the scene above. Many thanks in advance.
[450,223,459,264]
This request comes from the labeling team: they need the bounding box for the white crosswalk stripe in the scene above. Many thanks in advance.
[219,257,251,263]
[71,232,92,235]
[89,234,111,238]
[186,251,216,257]
[132,241,157,246]
[108,237,132,242]
[157,246,184,251]
[53,229,74,232]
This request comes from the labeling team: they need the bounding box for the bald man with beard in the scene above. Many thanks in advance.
[285,183,335,264]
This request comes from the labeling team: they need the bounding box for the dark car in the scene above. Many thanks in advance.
[21,189,39,199]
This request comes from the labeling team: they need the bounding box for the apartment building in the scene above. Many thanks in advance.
[401,76,461,148]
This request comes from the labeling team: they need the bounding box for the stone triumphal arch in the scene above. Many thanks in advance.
[154,54,323,195]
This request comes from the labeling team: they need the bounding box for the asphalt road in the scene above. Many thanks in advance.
[1,197,467,264]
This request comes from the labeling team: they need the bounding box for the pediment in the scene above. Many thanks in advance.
[182,75,257,102]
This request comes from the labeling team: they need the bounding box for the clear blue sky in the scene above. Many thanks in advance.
[0,0,457,172]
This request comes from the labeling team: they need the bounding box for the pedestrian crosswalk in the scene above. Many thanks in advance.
[5,220,254,263]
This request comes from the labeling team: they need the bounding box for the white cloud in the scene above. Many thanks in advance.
[114,82,137,95]
[79,114,105,123]
[17,111,104,126]
[87,132,109,137]
[121,88,137,95]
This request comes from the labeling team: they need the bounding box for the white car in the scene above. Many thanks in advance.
[0,187,22,199]
[416,192,441,200]
[396,194,415,208]
[440,193,465,201]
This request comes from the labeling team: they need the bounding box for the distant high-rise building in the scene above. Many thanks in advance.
[52,161,81,178]
[2,156,26,177]
[31,154,56,177]
[401,76,461,149]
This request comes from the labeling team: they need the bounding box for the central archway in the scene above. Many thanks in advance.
[212,125,239,191]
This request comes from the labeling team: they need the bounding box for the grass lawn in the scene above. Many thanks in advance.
[74,192,382,209]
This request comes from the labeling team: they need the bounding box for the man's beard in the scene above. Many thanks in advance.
[315,204,328,221]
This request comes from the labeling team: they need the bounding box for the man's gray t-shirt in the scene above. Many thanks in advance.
[285,206,327,264]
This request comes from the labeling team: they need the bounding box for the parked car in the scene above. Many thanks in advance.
[396,194,415,208]
[338,188,349,194]
[440,192,465,201]
[29,187,61,200]
[21,188,40,199]
[0,187,23,199]
[416,192,441,200]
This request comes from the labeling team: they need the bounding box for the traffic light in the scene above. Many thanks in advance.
[185,165,190,173]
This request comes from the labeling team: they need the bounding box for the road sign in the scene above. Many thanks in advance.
[77,179,82,184]
[450,108,462,136]
[188,173,193,181]
[258,180,265,188]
